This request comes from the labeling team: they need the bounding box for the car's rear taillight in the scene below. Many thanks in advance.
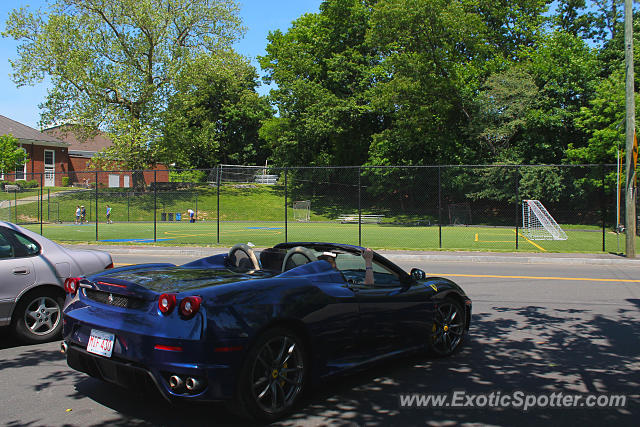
[105,262,114,269]
[158,293,177,314]
[179,296,202,318]
[64,277,81,295]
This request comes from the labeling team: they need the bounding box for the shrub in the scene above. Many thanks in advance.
[62,176,70,187]
[169,170,207,183]
[23,180,39,189]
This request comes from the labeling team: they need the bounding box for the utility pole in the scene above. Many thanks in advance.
[625,0,636,257]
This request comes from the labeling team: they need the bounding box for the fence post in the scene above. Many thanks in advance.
[358,167,362,247]
[14,190,17,223]
[95,171,98,241]
[154,170,157,242]
[127,191,130,222]
[217,166,220,244]
[284,167,288,243]
[47,188,50,222]
[515,166,520,250]
[602,165,606,252]
[195,190,198,222]
[438,166,442,249]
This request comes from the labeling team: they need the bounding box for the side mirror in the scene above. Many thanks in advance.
[410,268,426,281]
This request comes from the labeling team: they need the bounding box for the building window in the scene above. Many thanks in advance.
[0,171,3,180]
[15,147,27,180]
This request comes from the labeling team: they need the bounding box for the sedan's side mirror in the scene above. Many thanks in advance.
[410,268,426,281]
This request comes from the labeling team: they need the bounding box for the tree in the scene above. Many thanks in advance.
[3,0,244,179]
[568,69,636,164]
[365,0,500,166]
[553,0,596,40]
[0,134,28,174]
[161,52,273,169]
[259,0,382,167]
[471,65,543,162]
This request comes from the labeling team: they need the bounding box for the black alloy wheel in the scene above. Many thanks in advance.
[234,327,307,421]
[430,298,466,356]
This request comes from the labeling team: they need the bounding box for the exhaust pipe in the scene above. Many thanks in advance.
[60,342,68,354]
[169,375,184,391]
[185,377,203,393]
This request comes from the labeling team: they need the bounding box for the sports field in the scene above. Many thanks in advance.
[21,221,630,253]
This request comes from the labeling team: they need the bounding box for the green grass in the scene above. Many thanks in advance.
[18,221,632,253]
[3,184,627,253]
[0,186,74,202]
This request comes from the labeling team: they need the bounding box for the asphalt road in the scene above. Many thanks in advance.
[1,249,639,426]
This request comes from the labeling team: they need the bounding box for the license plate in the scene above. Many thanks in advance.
[87,329,115,357]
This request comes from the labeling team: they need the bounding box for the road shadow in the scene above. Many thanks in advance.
[16,304,639,426]
[0,328,21,350]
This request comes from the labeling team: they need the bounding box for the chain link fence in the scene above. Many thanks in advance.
[1,164,634,252]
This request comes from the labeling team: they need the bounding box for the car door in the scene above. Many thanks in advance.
[350,258,433,356]
[0,227,36,324]
[308,279,361,374]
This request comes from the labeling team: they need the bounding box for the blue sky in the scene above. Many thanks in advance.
[0,0,322,129]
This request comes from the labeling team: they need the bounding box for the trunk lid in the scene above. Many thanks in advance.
[95,265,277,293]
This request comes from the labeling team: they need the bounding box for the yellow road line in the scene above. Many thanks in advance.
[428,272,640,283]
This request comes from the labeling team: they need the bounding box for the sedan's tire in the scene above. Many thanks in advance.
[12,289,64,344]
[429,297,466,357]
[232,327,308,422]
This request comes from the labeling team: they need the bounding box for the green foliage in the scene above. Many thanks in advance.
[22,180,40,189]
[569,69,628,164]
[62,176,70,187]
[0,134,28,172]
[3,0,244,169]
[259,0,382,167]
[162,52,273,168]
[169,170,208,183]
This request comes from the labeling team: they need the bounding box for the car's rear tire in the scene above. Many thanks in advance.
[231,327,308,422]
[429,297,466,357]
[12,289,64,344]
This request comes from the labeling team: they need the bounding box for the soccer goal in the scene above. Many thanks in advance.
[293,200,311,222]
[522,199,567,240]
[448,203,472,226]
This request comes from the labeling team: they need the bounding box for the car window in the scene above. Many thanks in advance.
[0,232,14,259]
[371,262,402,287]
[335,252,401,288]
[6,230,41,257]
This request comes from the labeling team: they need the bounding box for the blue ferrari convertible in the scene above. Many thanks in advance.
[61,242,471,421]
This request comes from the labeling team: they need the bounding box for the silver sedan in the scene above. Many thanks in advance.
[0,221,113,343]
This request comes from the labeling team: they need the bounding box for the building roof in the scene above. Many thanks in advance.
[0,114,67,147]
[43,124,114,154]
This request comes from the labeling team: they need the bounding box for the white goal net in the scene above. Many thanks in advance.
[293,200,310,222]
[448,203,472,226]
[522,199,567,240]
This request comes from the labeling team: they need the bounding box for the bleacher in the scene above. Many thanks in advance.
[337,214,385,224]
[254,174,279,185]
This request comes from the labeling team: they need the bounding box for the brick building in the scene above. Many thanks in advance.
[0,115,168,187]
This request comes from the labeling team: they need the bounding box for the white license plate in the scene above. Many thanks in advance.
[87,329,115,357]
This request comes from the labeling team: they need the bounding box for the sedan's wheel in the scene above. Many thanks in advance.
[233,327,307,421]
[13,290,64,344]
[430,298,466,356]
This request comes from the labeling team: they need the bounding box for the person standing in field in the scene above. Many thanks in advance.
[81,205,86,223]
[187,208,195,223]
[75,205,81,224]
[106,205,112,224]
